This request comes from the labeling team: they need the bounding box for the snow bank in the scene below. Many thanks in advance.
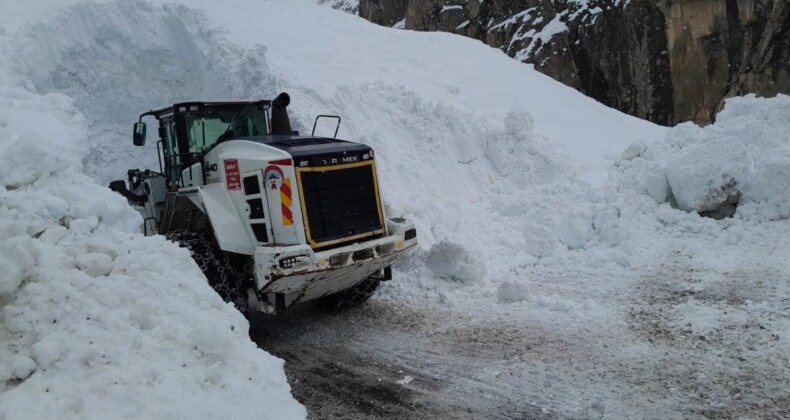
[4,0,286,185]
[617,94,790,221]
[0,63,303,420]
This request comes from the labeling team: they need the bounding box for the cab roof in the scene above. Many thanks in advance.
[139,100,272,120]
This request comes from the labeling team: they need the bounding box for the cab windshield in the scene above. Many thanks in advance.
[183,105,269,153]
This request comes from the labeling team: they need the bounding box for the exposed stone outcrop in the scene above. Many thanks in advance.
[357,0,790,126]
[318,0,360,14]
[360,0,408,27]
[665,0,790,123]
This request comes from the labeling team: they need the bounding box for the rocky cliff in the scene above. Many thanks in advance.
[358,0,790,126]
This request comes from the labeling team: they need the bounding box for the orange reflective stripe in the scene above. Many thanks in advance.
[281,177,293,225]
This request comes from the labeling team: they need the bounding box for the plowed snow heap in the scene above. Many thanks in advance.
[110,92,417,314]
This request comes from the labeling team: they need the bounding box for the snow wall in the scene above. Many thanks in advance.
[0,2,305,419]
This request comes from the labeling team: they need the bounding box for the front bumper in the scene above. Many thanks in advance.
[252,218,417,305]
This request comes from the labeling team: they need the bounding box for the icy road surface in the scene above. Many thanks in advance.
[252,302,549,419]
[252,239,790,420]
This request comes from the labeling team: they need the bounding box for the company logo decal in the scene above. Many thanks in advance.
[224,159,241,190]
[264,165,284,190]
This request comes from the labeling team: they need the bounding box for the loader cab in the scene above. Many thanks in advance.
[135,101,272,185]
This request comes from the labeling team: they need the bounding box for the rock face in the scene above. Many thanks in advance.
[318,0,360,14]
[360,0,408,27]
[665,0,790,124]
[358,0,790,126]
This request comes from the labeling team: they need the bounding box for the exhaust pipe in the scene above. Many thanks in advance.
[271,92,293,135]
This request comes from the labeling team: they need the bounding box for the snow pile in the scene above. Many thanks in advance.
[0,66,303,420]
[0,0,659,316]
[616,94,790,221]
[308,83,629,303]
[5,0,283,185]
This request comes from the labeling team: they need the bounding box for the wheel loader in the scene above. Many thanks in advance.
[109,93,417,314]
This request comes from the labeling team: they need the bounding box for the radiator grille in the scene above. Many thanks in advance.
[298,162,383,248]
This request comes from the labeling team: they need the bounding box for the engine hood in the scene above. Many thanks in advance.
[234,135,373,167]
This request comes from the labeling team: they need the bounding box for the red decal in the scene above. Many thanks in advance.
[269,159,293,166]
[224,159,241,190]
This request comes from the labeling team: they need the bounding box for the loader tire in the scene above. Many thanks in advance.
[315,275,380,310]
[166,230,250,314]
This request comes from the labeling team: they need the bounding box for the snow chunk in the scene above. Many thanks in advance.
[427,241,487,284]
[0,237,36,296]
[522,223,558,258]
[74,253,114,278]
[497,282,530,304]
[616,140,647,163]
[665,139,747,213]
[556,209,595,250]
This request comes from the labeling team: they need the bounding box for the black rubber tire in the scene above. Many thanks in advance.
[315,275,381,310]
[166,230,250,314]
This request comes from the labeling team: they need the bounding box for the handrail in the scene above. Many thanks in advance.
[311,115,341,138]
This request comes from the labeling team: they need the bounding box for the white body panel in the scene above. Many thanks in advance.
[180,162,204,187]
[202,140,307,250]
[198,184,255,254]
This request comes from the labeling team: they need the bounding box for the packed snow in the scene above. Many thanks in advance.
[1,0,788,418]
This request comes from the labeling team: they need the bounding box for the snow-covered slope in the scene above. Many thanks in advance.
[0,41,305,420]
[1,0,789,418]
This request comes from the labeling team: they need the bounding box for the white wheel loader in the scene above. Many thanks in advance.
[109,93,417,314]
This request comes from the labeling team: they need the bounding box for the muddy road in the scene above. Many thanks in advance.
[249,251,790,420]
[250,301,551,419]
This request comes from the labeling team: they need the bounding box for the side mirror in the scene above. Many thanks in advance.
[133,122,147,146]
